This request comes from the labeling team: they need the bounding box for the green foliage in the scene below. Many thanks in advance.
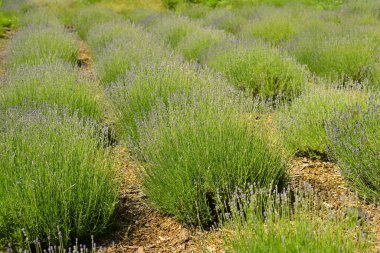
[206,41,307,99]
[94,32,168,84]
[124,8,160,23]
[8,26,79,68]
[200,8,247,34]
[222,187,372,253]
[0,108,118,247]
[177,27,228,60]
[275,84,370,156]
[289,33,379,84]
[0,10,18,36]
[108,59,201,144]
[137,87,287,226]
[326,95,380,201]
[238,6,308,45]
[145,14,196,48]
[1,62,103,120]
[74,6,119,38]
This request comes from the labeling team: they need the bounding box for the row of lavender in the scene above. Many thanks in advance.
[128,7,380,203]
[76,5,378,252]
[75,6,287,227]
[0,9,118,248]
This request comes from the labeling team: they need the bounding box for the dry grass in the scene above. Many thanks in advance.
[95,0,165,12]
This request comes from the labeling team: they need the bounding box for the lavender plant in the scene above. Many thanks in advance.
[274,84,370,156]
[137,87,287,226]
[1,62,103,120]
[221,187,373,252]
[205,40,307,99]
[0,108,119,247]
[326,94,380,201]
[8,25,79,68]
[74,6,119,38]
[176,26,229,61]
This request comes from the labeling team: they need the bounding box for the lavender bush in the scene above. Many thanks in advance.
[326,94,380,201]
[0,108,118,247]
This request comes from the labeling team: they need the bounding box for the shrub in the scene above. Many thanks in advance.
[177,3,211,19]
[238,6,306,45]
[274,84,370,156]
[95,33,168,85]
[0,62,103,120]
[74,6,119,38]
[201,8,247,34]
[222,187,373,253]
[326,94,380,201]
[21,8,62,29]
[205,40,307,99]
[86,20,141,55]
[124,8,160,23]
[145,14,196,48]
[177,27,228,61]
[8,26,79,68]
[0,108,118,247]
[289,33,378,84]
[108,59,227,144]
[137,87,287,226]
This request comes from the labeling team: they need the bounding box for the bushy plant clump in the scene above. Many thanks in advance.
[205,40,307,99]
[289,33,378,84]
[86,20,143,55]
[8,25,79,68]
[0,108,118,247]
[274,84,370,156]
[124,8,160,23]
[21,8,63,29]
[94,33,168,85]
[222,187,373,252]
[326,95,380,201]
[238,6,307,45]
[137,86,287,226]
[145,14,196,48]
[177,27,229,61]
[0,62,102,120]
[108,58,205,144]
[74,6,119,38]
[200,8,247,34]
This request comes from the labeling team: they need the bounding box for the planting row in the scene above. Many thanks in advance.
[126,6,380,203]
[75,6,287,226]
[76,5,378,251]
[0,9,118,248]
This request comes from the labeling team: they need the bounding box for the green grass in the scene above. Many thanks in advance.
[137,86,287,226]
[222,187,373,252]
[1,62,103,120]
[326,94,380,202]
[205,40,307,99]
[274,84,370,156]
[0,108,118,247]
[8,26,79,68]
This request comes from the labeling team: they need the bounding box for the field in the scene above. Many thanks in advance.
[0,0,380,252]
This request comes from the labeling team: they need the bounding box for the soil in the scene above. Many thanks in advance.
[0,28,12,78]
